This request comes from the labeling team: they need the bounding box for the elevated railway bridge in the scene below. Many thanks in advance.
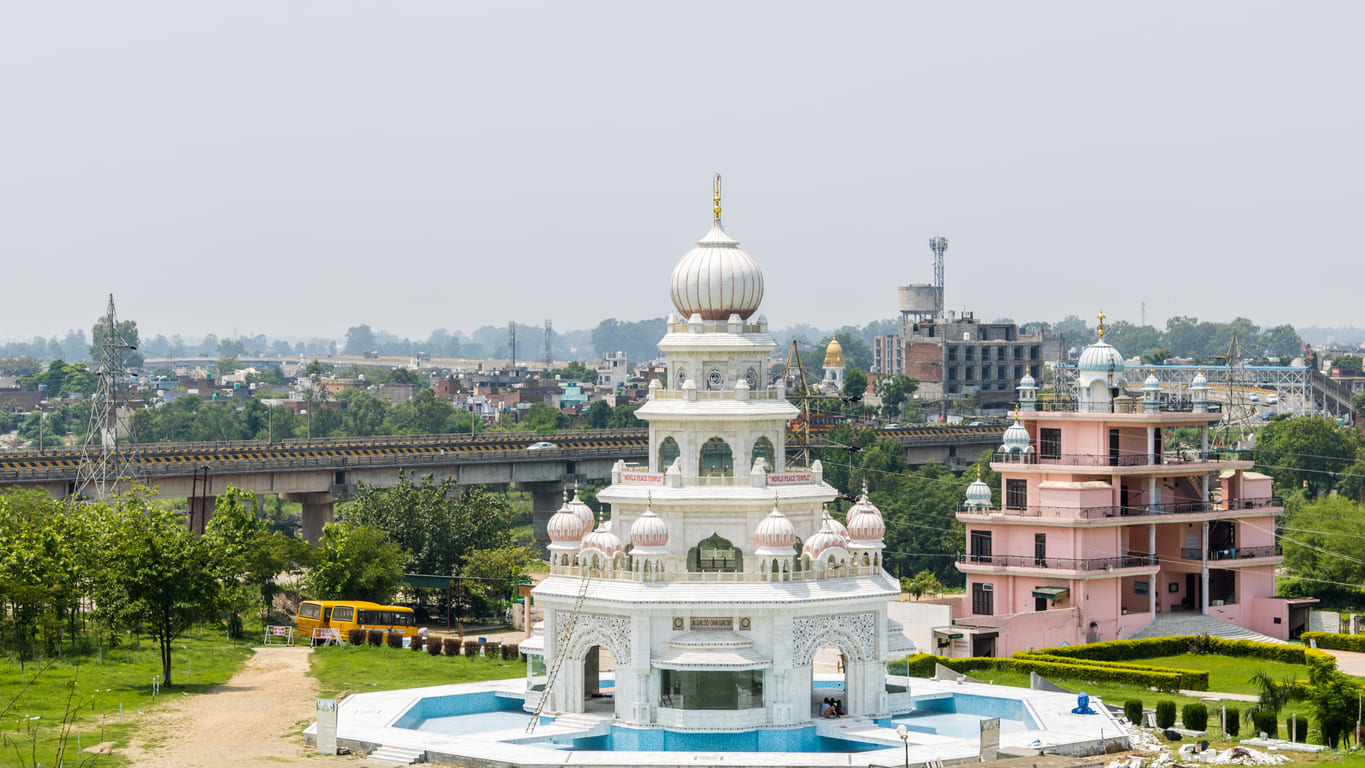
[0,424,1003,543]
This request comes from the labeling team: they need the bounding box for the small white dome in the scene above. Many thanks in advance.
[1018,373,1037,389]
[1078,340,1125,376]
[1002,418,1031,452]
[802,517,847,561]
[820,508,849,541]
[1191,370,1209,389]
[629,506,669,552]
[581,519,625,559]
[965,474,993,508]
[547,496,588,545]
[566,492,595,533]
[846,488,886,545]
[1143,370,1161,392]
[754,505,797,554]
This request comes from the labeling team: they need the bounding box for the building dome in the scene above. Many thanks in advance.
[566,491,595,535]
[823,336,845,368]
[1143,370,1161,393]
[964,468,993,509]
[845,488,886,545]
[547,498,588,544]
[1077,340,1125,376]
[754,504,797,554]
[820,507,849,541]
[802,517,847,561]
[668,178,764,321]
[1191,369,1208,389]
[1019,373,1036,389]
[581,519,625,559]
[629,506,669,553]
[1001,417,1031,453]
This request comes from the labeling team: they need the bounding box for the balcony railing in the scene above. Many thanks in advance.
[1181,545,1282,561]
[994,450,1222,467]
[959,553,1157,571]
[958,496,1282,520]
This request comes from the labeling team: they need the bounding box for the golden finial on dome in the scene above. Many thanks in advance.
[713,173,722,222]
[1097,309,1106,340]
[976,465,982,480]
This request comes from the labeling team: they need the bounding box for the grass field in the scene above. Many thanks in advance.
[309,642,526,698]
[1,626,256,767]
[1140,653,1310,695]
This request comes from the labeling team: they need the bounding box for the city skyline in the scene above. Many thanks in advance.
[2,3,1360,339]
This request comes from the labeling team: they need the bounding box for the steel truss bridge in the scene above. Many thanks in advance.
[1053,364,1354,421]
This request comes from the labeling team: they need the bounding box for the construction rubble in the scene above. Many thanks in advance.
[1109,721,1291,768]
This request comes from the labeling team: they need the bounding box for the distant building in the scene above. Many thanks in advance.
[596,351,629,389]
[820,336,845,393]
[872,335,903,376]
[902,313,1043,408]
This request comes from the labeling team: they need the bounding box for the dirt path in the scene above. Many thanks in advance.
[119,645,349,767]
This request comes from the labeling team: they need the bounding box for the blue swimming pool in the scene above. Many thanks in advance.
[549,725,883,753]
[880,693,1037,741]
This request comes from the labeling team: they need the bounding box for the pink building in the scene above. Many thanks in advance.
[944,322,1314,657]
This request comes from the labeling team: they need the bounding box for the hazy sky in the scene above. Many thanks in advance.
[2,2,1361,343]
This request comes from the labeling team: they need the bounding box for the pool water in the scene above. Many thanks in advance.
[883,692,1036,741]
[550,725,883,753]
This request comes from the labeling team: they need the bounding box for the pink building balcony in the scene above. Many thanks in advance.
[958,552,1156,572]
[957,495,1281,522]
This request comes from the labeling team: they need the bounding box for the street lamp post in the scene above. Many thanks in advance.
[301,409,311,442]
[896,724,909,768]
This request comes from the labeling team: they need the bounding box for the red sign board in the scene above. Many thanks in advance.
[768,472,812,485]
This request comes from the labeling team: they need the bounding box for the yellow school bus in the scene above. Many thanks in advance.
[297,600,418,643]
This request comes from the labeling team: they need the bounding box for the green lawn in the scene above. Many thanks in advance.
[309,642,526,698]
[1,628,256,767]
[1141,653,1309,695]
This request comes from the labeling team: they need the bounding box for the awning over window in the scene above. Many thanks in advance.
[1032,586,1070,601]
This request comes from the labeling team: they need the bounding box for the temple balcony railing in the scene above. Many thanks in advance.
[545,561,886,583]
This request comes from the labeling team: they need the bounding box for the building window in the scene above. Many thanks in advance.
[1039,428,1061,460]
[699,437,733,477]
[1035,533,1046,567]
[972,583,994,616]
[1005,479,1026,511]
[658,436,680,472]
[948,367,958,381]
[969,530,992,563]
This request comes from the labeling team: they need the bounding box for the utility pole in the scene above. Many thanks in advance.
[929,236,948,319]
[543,319,553,370]
[508,322,516,369]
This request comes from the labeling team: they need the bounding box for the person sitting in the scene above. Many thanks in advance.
[835,699,847,717]
[821,698,836,718]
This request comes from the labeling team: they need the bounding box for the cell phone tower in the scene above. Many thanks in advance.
[929,236,948,318]
[76,294,141,500]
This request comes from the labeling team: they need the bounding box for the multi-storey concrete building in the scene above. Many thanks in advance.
[903,313,1044,408]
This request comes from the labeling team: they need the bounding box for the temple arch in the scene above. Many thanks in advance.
[699,437,733,477]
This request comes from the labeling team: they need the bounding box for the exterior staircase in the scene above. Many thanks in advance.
[366,744,425,765]
[1127,613,1284,643]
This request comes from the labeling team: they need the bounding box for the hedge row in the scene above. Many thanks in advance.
[1014,651,1209,691]
[1032,636,1335,671]
[1300,632,1365,653]
[893,653,1187,692]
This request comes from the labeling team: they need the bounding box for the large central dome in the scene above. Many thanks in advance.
[668,177,764,321]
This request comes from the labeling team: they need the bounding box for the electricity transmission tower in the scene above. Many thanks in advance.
[76,294,140,500]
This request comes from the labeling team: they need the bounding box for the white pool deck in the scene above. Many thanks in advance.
[305,676,1127,768]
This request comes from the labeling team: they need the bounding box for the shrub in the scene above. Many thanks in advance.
[1251,710,1278,738]
[386,631,404,650]
[502,643,518,661]
[347,628,366,646]
[442,637,460,656]
[410,634,425,652]
[484,641,501,659]
[1224,706,1240,737]
[1287,715,1307,742]
[427,636,443,656]
[366,629,384,647]
[1182,703,1208,731]
[1301,632,1365,653]
[1124,700,1144,725]
[463,640,482,658]
[1156,700,1177,729]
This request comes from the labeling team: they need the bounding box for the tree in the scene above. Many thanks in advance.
[1278,496,1365,603]
[304,523,406,604]
[1140,348,1172,366]
[521,402,568,433]
[216,338,246,358]
[553,361,596,383]
[386,367,423,386]
[215,356,242,377]
[843,367,868,400]
[204,488,311,633]
[89,313,143,369]
[90,492,219,686]
[1330,355,1362,375]
[607,403,642,429]
[0,356,43,376]
[339,473,513,576]
[902,570,944,600]
[591,317,666,362]
[583,400,612,429]
[343,324,378,356]
[338,389,390,437]
[875,374,918,418]
[1254,416,1361,494]
[1307,665,1362,747]
[1354,391,1365,422]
